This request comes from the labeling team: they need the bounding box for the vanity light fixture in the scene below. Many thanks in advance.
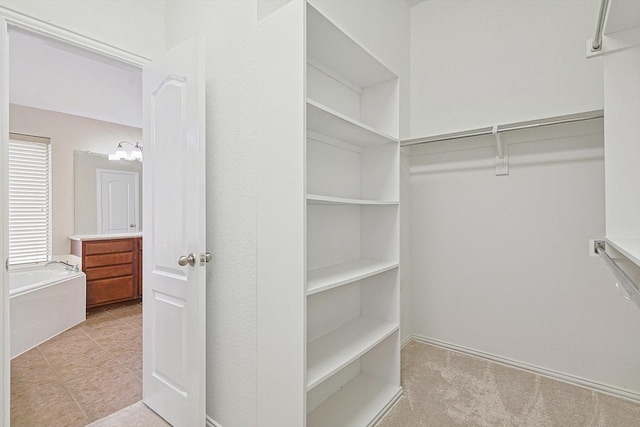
[108,141,143,162]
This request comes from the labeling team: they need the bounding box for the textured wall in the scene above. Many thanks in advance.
[257,0,291,21]
[407,121,640,397]
[0,0,165,59]
[409,0,603,137]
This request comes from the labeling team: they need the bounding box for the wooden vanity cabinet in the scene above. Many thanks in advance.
[71,237,142,308]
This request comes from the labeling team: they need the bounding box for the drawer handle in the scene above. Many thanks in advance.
[178,253,196,267]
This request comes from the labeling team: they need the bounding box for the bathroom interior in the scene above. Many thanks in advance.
[8,28,145,424]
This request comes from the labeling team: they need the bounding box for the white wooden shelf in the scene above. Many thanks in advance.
[307,259,398,295]
[307,316,398,390]
[605,237,640,267]
[303,3,401,424]
[307,374,402,427]
[307,5,396,89]
[307,99,398,147]
[307,194,399,206]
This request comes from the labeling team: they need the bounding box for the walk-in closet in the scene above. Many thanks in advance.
[1,0,639,426]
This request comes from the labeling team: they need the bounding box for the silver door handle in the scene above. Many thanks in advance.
[178,253,196,267]
[130,224,136,228]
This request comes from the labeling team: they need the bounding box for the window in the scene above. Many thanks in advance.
[8,133,52,265]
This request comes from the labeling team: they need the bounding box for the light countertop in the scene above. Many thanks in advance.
[69,232,143,241]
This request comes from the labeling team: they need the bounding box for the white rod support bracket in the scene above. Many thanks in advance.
[493,125,509,176]
[493,125,503,158]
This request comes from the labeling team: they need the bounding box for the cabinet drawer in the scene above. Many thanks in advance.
[86,276,136,307]
[86,264,134,281]
[84,239,135,255]
[85,252,133,268]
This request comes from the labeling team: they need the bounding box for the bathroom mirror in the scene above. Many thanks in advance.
[74,150,143,235]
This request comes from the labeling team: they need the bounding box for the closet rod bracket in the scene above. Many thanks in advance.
[493,125,509,176]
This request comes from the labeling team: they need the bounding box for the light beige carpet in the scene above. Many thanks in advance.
[377,341,640,427]
[86,401,169,427]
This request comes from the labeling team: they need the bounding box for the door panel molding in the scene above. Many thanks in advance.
[142,35,206,426]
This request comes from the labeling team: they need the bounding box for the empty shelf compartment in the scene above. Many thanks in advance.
[307,316,398,390]
[307,99,398,147]
[307,374,402,427]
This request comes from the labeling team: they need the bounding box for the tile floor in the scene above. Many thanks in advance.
[11,302,142,426]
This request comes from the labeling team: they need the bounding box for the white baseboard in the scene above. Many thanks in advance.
[409,334,640,403]
[206,414,223,427]
[401,334,413,349]
[369,387,403,427]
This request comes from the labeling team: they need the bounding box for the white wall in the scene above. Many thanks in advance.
[410,0,604,137]
[9,104,142,255]
[405,0,640,399]
[410,121,640,394]
[407,120,640,397]
[0,0,165,60]
[164,1,259,425]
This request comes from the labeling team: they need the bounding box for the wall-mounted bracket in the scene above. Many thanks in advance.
[493,125,509,176]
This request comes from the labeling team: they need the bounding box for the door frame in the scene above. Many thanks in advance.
[0,7,151,426]
[96,168,140,233]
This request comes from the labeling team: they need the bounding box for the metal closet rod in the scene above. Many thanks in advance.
[592,0,610,51]
[400,110,604,147]
[595,241,640,306]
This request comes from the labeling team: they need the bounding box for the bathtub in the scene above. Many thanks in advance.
[10,264,86,359]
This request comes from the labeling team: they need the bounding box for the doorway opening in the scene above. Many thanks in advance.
[7,25,145,425]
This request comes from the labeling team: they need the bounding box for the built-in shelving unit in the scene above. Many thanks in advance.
[600,0,640,269]
[304,3,401,426]
[257,2,401,424]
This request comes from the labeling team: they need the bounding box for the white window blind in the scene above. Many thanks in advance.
[8,133,52,265]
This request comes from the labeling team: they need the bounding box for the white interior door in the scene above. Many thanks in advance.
[142,35,206,426]
[97,169,139,234]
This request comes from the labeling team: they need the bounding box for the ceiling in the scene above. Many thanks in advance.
[405,0,428,7]
[9,28,142,129]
